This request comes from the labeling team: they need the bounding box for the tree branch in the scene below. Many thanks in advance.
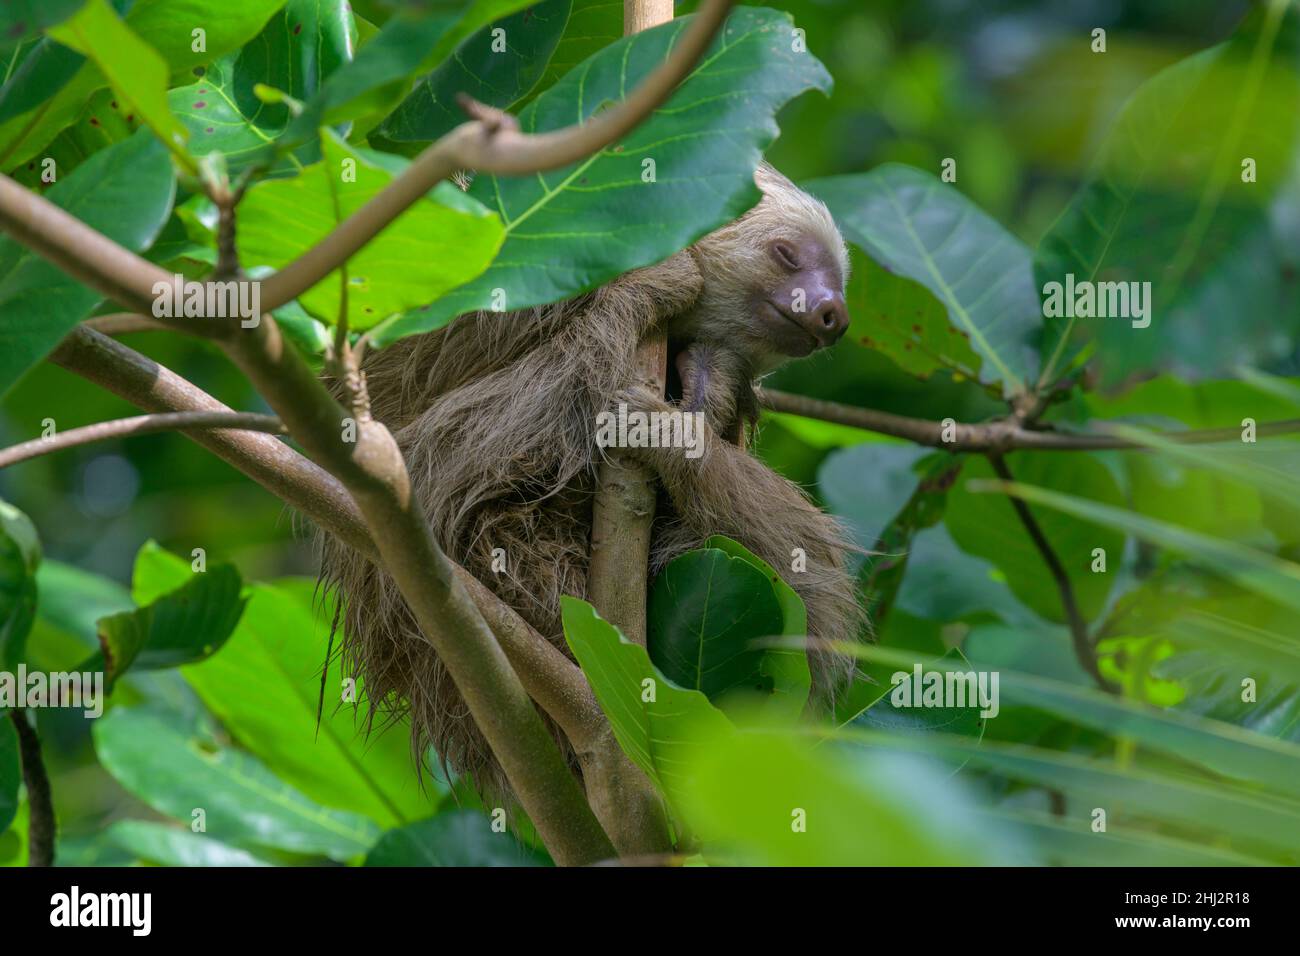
[52,327,668,854]
[84,313,166,336]
[760,388,1300,452]
[257,0,735,312]
[9,710,55,867]
[0,0,734,863]
[987,454,1117,694]
[0,411,285,469]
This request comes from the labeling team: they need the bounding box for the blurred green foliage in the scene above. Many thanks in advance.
[2,0,1299,868]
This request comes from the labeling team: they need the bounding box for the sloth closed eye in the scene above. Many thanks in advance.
[772,240,801,271]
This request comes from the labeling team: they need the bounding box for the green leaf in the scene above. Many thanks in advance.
[835,646,986,744]
[974,478,1300,617]
[375,6,833,343]
[647,548,784,702]
[855,725,1300,861]
[1034,1,1300,388]
[0,0,285,168]
[181,578,438,828]
[282,0,537,144]
[167,0,358,175]
[0,1,83,54]
[0,40,83,126]
[364,810,549,866]
[95,565,246,683]
[807,164,1040,397]
[679,729,1018,865]
[843,244,985,384]
[946,452,1125,624]
[34,560,131,643]
[703,534,811,719]
[237,128,504,327]
[48,0,194,172]
[0,130,175,398]
[874,642,1300,798]
[93,707,380,860]
[129,539,192,605]
[377,0,570,146]
[0,499,39,671]
[0,716,18,835]
[859,453,964,629]
[561,596,732,810]
[519,0,621,108]
[997,809,1275,867]
[105,820,271,866]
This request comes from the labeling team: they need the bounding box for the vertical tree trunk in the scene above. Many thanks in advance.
[586,0,676,647]
[580,0,679,856]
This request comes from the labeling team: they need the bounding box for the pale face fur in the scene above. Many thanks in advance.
[669,162,851,376]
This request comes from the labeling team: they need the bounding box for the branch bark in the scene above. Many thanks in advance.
[987,454,1117,693]
[9,710,55,867]
[760,388,1300,452]
[51,328,667,852]
[0,411,285,469]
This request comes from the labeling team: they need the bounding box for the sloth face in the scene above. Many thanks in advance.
[757,234,848,359]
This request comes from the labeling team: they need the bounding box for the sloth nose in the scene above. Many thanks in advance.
[800,288,848,346]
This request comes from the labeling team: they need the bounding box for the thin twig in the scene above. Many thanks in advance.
[8,710,55,867]
[987,454,1117,694]
[760,388,1300,452]
[0,411,286,469]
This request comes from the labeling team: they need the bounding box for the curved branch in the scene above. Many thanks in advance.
[9,710,55,867]
[988,454,1116,694]
[49,329,623,850]
[759,388,1300,452]
[0,411,285,469]
[257,0,735,311]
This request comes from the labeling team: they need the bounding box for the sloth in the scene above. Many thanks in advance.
[318,162,865,800]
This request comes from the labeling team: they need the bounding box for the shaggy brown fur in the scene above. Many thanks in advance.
[318,163,866,801]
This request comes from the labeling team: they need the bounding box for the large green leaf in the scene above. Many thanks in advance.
[105,820,271,866]
[519,0,621,107]
[181,578,438,828]
[364,810,549,866]
[0,499,39,671]
[807,164,1041,397]
[94,565,246,683]
[870,641,1300,799]
[834,723,1300,862]
[0,1,83,54]
[0,39,84,127]
[647,548,784,701]
[561,596,732,810]
[703,534,811,720]
[0,130,175,398]
[0,0,285,168]
[281,0,537,145]
[48,0,194,172]
[842,242,985,384]
[976,478,1300,617]
[376,0,570,146]
[93,707,380,861]
[167,0,357,174]
[0,716,18,835]
[237,129,504,326]
[375,6,833,344]
[679,729,1018,865]
[946,452,1125,624]
[1035,1,1300,388]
